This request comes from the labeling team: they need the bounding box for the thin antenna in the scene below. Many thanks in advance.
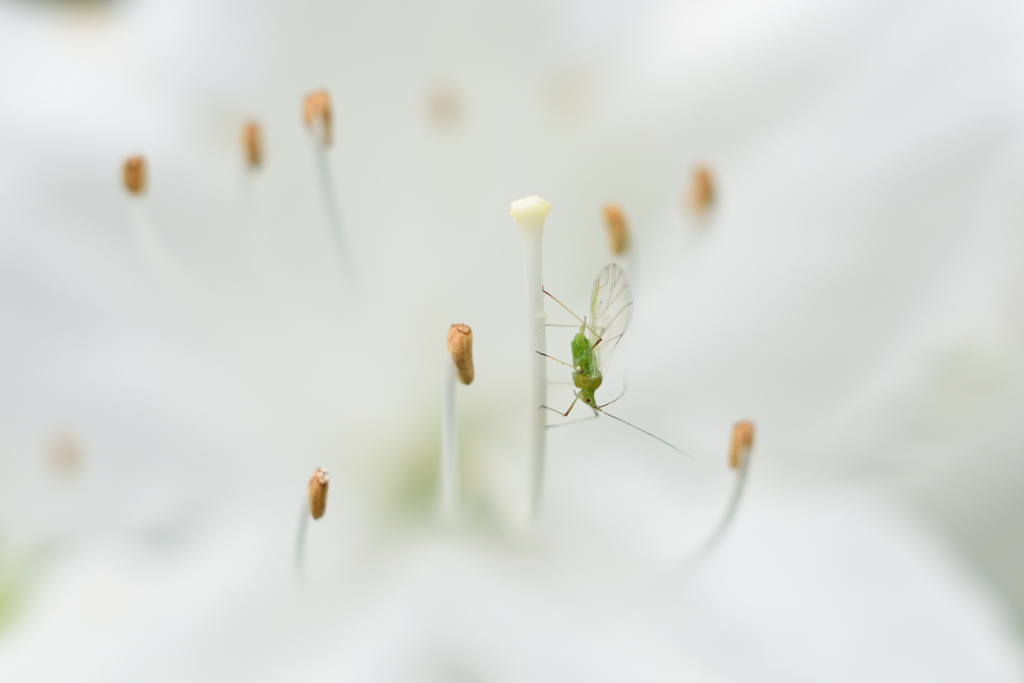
[597,376,629,409]
[600,410,691,457]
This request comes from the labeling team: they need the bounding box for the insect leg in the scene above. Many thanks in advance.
[543,289,602,341]
[591,332,623,354]
[545,412,599,429]
[536,351,574,369]
[541,394,579,418]
[597,377,629,409]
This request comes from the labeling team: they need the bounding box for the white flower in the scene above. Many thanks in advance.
[0,0,1022,680]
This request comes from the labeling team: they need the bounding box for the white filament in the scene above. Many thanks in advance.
[441,352,460,519]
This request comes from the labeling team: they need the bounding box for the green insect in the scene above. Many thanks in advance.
[541,264,686,454]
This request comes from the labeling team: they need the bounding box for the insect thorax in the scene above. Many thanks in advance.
[570,332,590,363]
[570,330,602,401]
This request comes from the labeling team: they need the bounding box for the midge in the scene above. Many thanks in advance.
[540,263,687,455]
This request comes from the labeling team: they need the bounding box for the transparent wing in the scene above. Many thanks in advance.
[587,263,632,372]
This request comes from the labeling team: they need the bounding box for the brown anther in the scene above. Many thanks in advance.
[602,202,629,255]
[123,156,146,195]
[729,420,754,470]
[307,468,330,520]
[242,120,262,168]
[424,83,463,129]
[446,324,474,385]
[687,164,714,215]
[47,431,82,476]
[303,90,332,147]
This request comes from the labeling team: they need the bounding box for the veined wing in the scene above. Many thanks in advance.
[587,263,632,372]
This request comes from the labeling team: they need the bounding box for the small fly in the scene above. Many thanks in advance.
[540,264,687,455]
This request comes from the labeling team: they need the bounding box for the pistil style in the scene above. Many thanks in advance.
[509,196,551,522]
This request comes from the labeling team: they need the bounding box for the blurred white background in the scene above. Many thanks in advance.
[0,0,1023,680]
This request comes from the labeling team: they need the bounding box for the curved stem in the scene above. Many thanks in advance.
[129,200,193,306]
[678,455,752,576]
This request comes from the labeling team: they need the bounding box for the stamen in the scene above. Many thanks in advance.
[446,324,474,385]
[123,155,146,195]
[729,419,754,470]
[442,324,474,520]
[122,154,190,301]
[308,468,330,519]
[686,164,715,215]
[602,202,629,255]
[302,90,332,147]
[678,420,755,575]
[237,121,279,282]
[303,89,354,281]
[424,83,463,129]
[296,467,330,578]
[47,431,82,478]
[241,120,263,168]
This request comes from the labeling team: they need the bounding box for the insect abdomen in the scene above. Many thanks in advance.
[574,371,602,392]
